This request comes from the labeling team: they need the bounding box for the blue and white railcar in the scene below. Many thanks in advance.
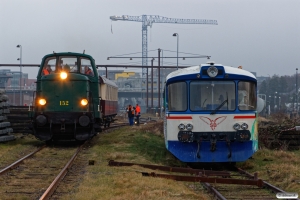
[164,62,258,162]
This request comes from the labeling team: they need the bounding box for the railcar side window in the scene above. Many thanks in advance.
[167,82,187,111]
[190,81,235,111]
[80,58,94,77]
[238,81,257,110]
[41,57,56,76]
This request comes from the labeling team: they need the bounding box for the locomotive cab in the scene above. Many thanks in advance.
[29,52,117,141]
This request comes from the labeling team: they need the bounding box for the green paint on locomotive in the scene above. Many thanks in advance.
[29,52,106,141]
[37,73,90,112]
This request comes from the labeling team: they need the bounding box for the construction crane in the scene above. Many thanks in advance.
[110,14,218,78]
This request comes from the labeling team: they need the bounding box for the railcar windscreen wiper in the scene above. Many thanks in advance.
[210,92,228,115]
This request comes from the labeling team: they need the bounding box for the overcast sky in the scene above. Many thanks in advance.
[1,0,299,79]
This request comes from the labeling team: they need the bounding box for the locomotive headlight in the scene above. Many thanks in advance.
[38,98,47,106]
[60,72,68,79]
[178,123,185,130]
[80,99,88,106]
[241,123,248,130]
[207,66,218,77]
[186,123,193,131]
[233,123,240,130]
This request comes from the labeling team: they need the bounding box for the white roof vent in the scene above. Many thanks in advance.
[206,61,215,65]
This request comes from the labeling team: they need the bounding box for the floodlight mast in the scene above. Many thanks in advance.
[110,14,218,78]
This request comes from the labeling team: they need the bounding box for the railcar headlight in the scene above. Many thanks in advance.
[178,123,185,130]
[241,123,248,130]
[186,123,193,131]
[233,123,240,130]
[81,99,88,106]
[60,72,68,79]
[38,98,47,106]
[207,66,218,77]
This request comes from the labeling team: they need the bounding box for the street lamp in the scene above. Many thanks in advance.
[16,44,22,105]
[172,33,179,70]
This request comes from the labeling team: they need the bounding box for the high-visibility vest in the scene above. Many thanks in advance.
[43,69,50,75]
[85,68,92,75]
[136,106,141,113]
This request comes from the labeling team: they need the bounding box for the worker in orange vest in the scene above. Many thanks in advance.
[42,65,51,76]
[126,105,134,126]
[135,104,141,125]
[84,66,94,76]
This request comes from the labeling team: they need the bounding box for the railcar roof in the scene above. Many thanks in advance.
[99,76,118,88]
[166,64,256,80]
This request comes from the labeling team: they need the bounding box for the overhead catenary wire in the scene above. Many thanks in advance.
[111,49,157,57]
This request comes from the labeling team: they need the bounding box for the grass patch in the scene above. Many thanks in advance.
[237,148,300,193]
[62,123,209,200]
[0,134,44,167]
[98,124,185,167]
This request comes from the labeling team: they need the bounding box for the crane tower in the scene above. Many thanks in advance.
[110,14,218,78]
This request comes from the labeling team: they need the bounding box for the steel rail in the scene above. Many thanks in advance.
[39,144,84,200]
[140,172,263,187]
[0,145,45,175]
[202,182,226,200]
[102,124,128,132]
[108,160,230,176]
[237,168,300,199]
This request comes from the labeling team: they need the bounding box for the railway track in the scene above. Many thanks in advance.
[0,117,127,199]
[108,160,299,200]
[202,168,291,200]
[0,142,85,199]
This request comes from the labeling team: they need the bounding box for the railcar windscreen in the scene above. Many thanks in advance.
[190,81,235,111]
[238,81,257,110]
[167,82,187,111]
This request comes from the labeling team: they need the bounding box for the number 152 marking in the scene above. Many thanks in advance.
[60,101,69,106]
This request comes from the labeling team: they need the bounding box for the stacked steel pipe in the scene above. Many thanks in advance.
[0,89,14,142]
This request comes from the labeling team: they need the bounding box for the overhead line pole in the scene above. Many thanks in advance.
[158,48,161,115]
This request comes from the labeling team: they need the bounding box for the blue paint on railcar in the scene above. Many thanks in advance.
[168,140,255,162]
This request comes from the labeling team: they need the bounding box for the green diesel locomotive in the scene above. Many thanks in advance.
[29,52,118,141]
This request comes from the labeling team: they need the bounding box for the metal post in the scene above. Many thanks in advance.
[274,95,277,111]
[173,33,179,70]
[146,65,148,112]
[158,48,161,116]
[151,59,154,112]
[13,89,15,105]
[177,35,178,70]
[269,95,271,115]
[297,68,298,114]
[17,45,22,105]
